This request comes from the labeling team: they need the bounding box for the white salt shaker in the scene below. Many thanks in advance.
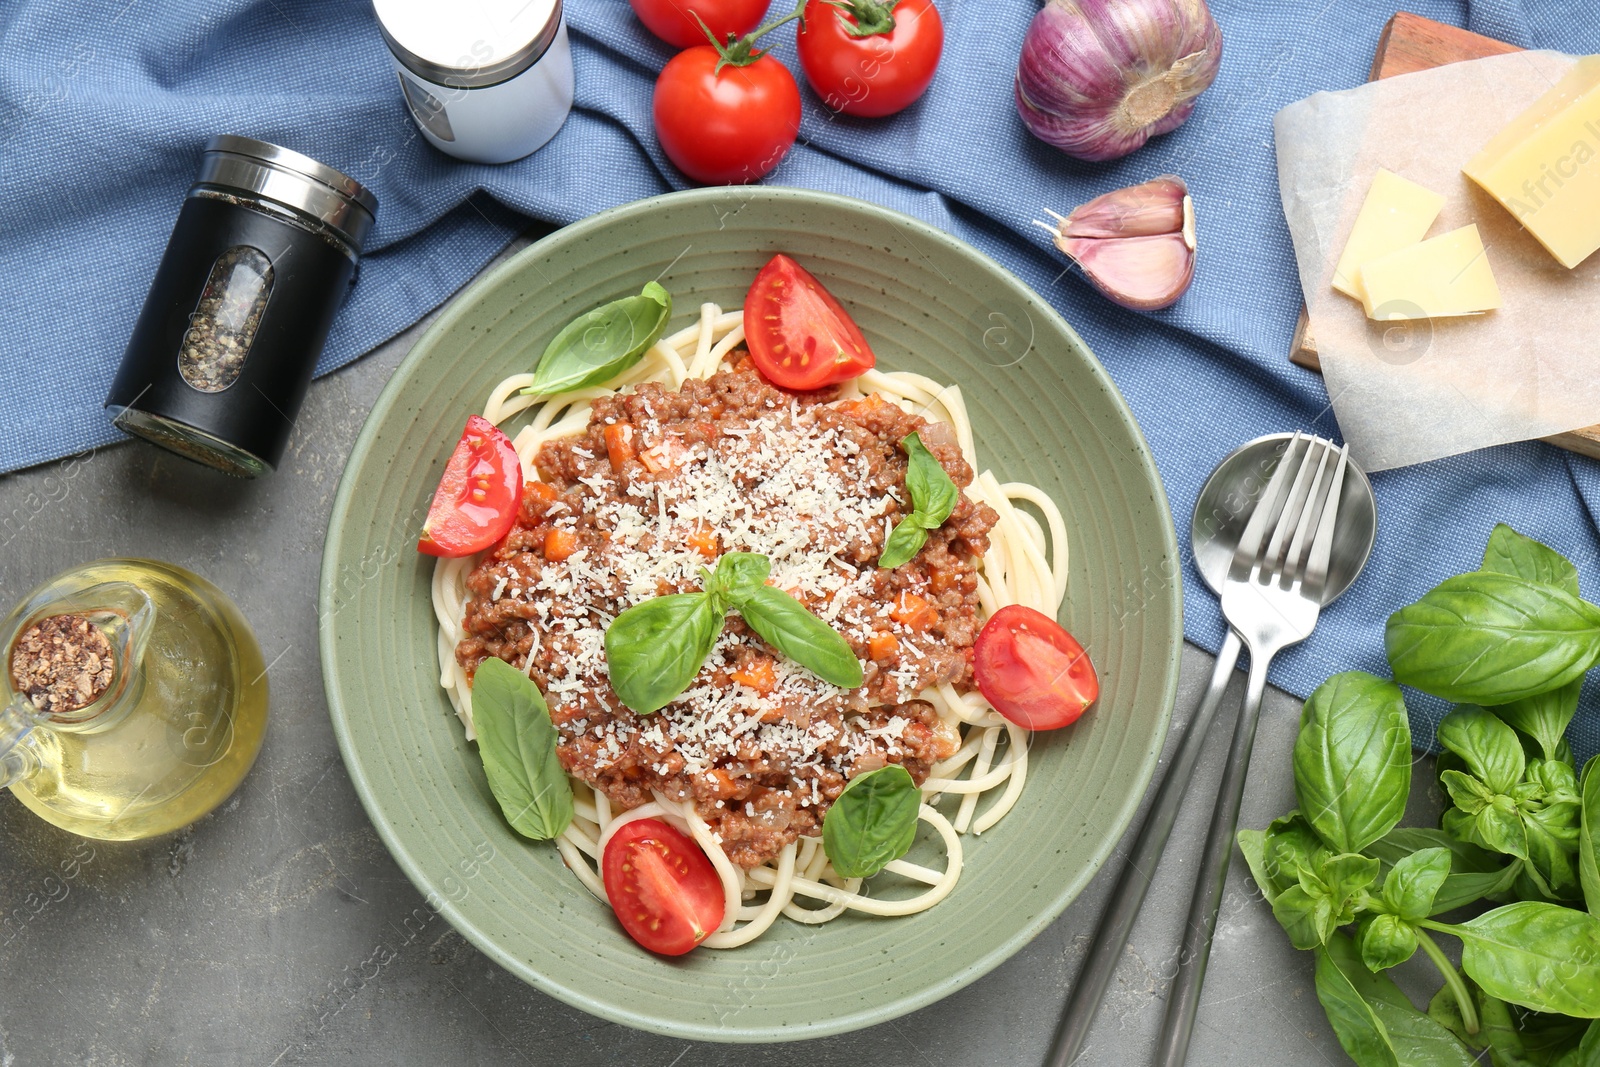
[373,0,574,164]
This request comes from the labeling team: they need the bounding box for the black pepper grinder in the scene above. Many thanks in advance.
[105,136,378,478]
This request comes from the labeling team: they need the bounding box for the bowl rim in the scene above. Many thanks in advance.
[319,184,1183,1042]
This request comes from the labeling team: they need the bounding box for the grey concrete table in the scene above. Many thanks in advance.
[0,228,1408,1066]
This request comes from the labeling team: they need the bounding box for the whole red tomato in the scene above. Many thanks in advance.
[629,0,771,50]
[653,47,802,185]
[796,0,943,117]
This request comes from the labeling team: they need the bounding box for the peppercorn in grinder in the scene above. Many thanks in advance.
[105,136,377,478]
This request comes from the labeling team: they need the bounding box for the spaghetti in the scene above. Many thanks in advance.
[430,303,1068,948]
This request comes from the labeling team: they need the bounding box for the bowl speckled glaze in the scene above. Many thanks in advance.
[319,186,1182,1042]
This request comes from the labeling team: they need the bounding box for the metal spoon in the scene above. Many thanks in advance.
[1044,433,1376,1067]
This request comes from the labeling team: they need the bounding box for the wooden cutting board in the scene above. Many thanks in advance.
[1286,12,1600,460]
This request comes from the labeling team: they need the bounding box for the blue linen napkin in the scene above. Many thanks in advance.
[2,0,1598,752]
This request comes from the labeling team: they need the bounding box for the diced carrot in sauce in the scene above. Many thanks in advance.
[529,481,558,503]
[891,592,938,632]
[544,528,579,561]
[929,567,958,594]
[639,441,680,473]
[868,632,900,661]
[687,523,720,559]
[731,656,777,694]
[604,422,636,473]
[706,767,742,799]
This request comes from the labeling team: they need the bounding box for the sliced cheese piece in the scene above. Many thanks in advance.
[1358,224,1501,320]
[1463,55,1600,269]
[1332,169,1446,300]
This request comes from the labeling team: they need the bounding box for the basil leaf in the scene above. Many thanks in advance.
[1523,802,1582,902]
[903,432,958,527]
[604,592,722,714]
[1275,852,1377,950]
[709,552,772,608]
[1367,998,1485,1067]
[1385,572,1600,706]
[1517,1010,1592,1065]
[1449,901,1600,1017]
[736,585,864,689]
[1359,912,1420,971]
[1482,523,1582,597]
[1292,672,1412,854]
[1495,680,1582,764]
[523,281,672,396]
[877,519,929,570]
[1441,769,1495,815]
[1472,986,1535,1067]
[1274,885,1338,950]
[1431,866,1523,915]
[1316,932,1481,1067]
[1312,934,1472,1067]
[1237,828,1278,905]
[1474,800,1530,860]
[1238,811,1324,906]
[1368,827,1502,874]
[1582,755,1600,917]
[1438,705,1526,795]
[470,657,573,841]
[1265,812,1329,888]
[878,432,958,569]
[822,765,919,878]
[1383,847,1451,922]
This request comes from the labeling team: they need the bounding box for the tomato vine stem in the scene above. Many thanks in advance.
[698,0,810,72]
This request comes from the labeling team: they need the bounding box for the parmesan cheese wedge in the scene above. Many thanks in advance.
[1464,55,1600,269]
[1332,169,1447,301]
[1358,224,1502,320]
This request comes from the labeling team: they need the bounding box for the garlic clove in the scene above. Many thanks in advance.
[1057,176,1190,239]
[1057,233,1195,311]
[1039,177,1197,311]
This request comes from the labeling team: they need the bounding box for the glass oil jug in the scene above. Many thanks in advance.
[0,559,269,840]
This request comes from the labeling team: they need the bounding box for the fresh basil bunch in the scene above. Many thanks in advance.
[1240,525,1600,1067]
[604,552,864,714]
[521,281,672,397]
[879,432,959,569]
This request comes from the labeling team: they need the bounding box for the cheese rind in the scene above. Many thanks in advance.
[1358,224,1502,320]
[1464,55,1600,270]
[1332,169,1446,300]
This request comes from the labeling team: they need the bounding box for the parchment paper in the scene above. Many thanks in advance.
[1275,50,1600,472]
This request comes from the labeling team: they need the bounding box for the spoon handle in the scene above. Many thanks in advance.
[1043,629,1243,1067]
[1153,647,1272,1067]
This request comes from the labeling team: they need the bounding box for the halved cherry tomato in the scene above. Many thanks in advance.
[743,254,876,390]
[973,605,1098,730]
[602,817,726,955]
[417,415,523,558]
[629,0,770,49]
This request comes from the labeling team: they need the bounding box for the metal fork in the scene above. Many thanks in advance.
[1152,433,1350,1067]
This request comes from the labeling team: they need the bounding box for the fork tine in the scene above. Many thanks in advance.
[1253,438,1324,584]
[1281,442,1334,589]
[1303,445,1350,600]
[1230,432,1304,577]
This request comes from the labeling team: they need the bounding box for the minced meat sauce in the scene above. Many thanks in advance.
[458,355,998,867]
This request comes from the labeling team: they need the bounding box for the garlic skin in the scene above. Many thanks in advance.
[1040,176,1196,310]
[1016,0,1223,163]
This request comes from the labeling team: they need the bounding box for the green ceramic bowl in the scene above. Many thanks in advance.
[320,186,1181,1042]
